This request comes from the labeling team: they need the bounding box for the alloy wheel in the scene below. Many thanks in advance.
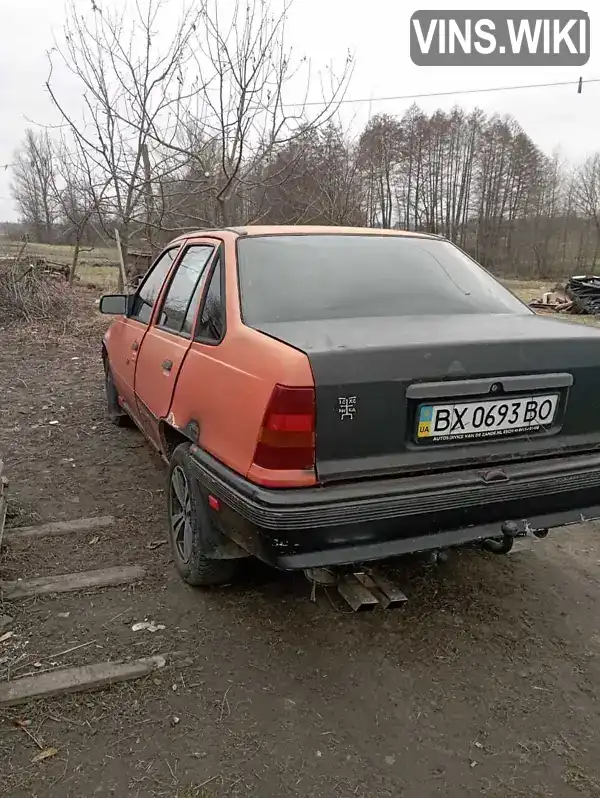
[170,465,194,563]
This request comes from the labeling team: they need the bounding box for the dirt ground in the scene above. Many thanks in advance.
[2,289,600,798]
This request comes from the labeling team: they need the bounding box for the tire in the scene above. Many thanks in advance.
[104,361,131,427]
[167,442,238,587]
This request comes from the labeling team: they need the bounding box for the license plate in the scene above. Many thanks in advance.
[416,393,559,442]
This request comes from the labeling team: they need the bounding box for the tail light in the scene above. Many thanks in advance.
[252,385,316,471]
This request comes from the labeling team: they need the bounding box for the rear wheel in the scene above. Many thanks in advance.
[168,443,238,587]
[104,361,131,427]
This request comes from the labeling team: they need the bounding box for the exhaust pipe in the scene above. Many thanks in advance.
[357,568,408,609]
[304,567,409,611]
[337,574,379,611]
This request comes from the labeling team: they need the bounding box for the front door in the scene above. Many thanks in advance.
[109,246,181,420]
[107,316,147,420]
[133,242,217,448]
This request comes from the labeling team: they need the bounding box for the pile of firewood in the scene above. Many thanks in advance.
[0,259,73,324]
[0,256,69,281]
[529,276,600,315]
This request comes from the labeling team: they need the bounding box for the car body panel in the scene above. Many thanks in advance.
[131,237,218,446]
[169,326,315,486]
[252,312,600,482]
[134,328,193,448]
[187,444,600,570]
[104,316,147,422]
[168,225,438,244]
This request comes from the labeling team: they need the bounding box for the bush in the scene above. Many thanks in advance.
[0,260,73,325]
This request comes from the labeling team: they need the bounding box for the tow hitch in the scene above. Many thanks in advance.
[483,520,519,554]
[483,520,550,555]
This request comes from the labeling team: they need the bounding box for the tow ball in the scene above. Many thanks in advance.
[483,520,519,554]
[483,521,549,554]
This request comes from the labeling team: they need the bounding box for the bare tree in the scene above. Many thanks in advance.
[574,153,600,269]
[10,129,58,242]
[357,114,404,228]
[250,123,365,225]
[48,134,112,283]
[46,0,203,286]
[146,0,353,227]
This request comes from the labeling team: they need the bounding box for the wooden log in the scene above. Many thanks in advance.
[0,655,166,707]
[5,515,114,541]
[0,565,145,600]
[0,496,6,551]
[0,461,6,549]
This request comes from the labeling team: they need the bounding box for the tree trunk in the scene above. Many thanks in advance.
[218,197,230,227]
[69,238,80,285]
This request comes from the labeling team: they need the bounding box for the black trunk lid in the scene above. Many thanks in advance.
[255,313,600,483]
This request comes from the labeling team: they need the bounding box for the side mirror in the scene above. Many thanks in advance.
[99,294,128,315]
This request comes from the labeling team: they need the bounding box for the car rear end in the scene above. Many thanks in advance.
[190,229,600,569]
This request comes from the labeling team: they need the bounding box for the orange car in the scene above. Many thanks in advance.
[100,226,600,587]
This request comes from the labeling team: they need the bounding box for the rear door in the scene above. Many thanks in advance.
[133,241,217,447]
[107,246,180,419]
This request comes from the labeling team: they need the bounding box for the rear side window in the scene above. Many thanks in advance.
[131,247,179,324]
[157,245,214,335]
[236,235,530,324]
[196,255,224,342]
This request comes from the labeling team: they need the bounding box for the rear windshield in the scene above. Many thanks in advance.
[236,234,529,324]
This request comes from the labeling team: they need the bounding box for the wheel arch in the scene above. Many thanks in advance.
[160,418,199,459]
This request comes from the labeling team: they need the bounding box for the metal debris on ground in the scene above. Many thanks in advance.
[565,275,600,314]
[529,275,600,315]
[31,747,59,763]
[131,620,166,633]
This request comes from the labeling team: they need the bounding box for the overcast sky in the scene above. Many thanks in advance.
[1,0,599,221]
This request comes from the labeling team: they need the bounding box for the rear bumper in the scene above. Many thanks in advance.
[189,445,600,569]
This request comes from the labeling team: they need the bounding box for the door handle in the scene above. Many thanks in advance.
[131,340,139,351]
[162,359,173,372]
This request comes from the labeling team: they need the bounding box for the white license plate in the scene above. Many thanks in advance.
[416,393,559,442]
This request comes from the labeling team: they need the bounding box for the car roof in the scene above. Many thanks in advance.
[169,225,442,245]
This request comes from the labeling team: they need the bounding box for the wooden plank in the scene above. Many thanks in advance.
[0,461,6,549]
[5,515,114,541]
[0,495,6,551]
[0,565,145,600]
[0,655,166,707]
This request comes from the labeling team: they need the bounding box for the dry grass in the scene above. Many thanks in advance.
[76,265,119,291]
[502,278,557,304]
[0,239,120,292]
[0,239,118,266]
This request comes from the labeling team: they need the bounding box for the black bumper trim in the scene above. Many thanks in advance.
[189,446,600,532]
[274,505,600,569]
